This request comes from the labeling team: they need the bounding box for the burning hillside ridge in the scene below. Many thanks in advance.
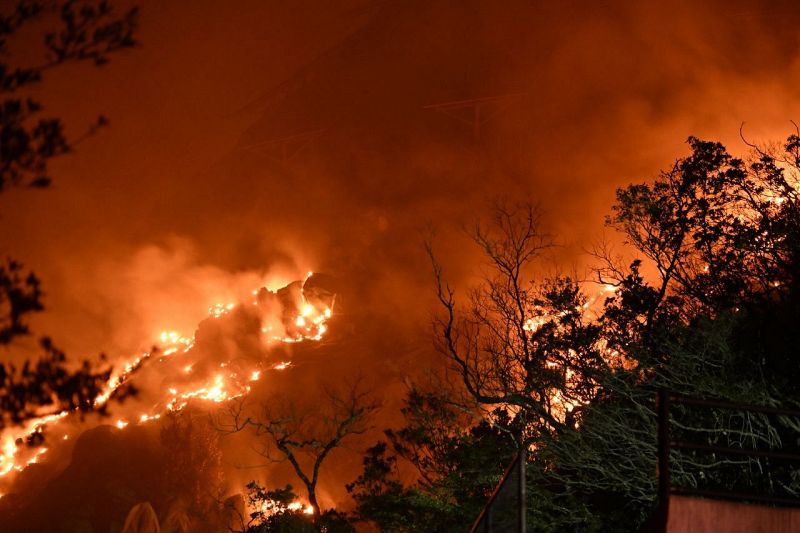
[0,272,336,497]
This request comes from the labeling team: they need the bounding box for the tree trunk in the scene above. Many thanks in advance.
[308,486,321,523]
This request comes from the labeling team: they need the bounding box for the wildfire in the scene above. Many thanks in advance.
[288,502,315,515]
[209,302,236,318]
[159,330,193,356]
[508,281,637,428]
[255,497,314,519]
[0,273,335,492]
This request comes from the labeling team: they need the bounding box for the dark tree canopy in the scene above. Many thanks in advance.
[540,135,800,531]
[0,0,137,190]
[347,387,517,532]
[378,133,800,532]
[428,204,607,448]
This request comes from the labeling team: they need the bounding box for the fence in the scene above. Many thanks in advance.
[657,389,800,506]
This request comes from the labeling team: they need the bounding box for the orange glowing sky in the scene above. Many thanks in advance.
[1,0,800,519]
[2,1,800,362]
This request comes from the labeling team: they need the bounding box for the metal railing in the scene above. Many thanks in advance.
[657,389,800,506]
[470,448,527,533]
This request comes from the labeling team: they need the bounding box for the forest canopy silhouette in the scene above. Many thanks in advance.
[339,134,800,532]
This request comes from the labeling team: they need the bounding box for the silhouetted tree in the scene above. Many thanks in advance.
[0,0,138,431]
[220,380,379,524]
[347,386,517,532]
[234,481,353,533]
[600,135,800,389]
[526,134,800,531]
[406,135,800,531]
[427,202,607,448]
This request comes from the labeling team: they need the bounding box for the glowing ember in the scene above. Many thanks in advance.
[0,440,16,476]
[159,330,192,347]
[286,501,315,515]
[256,497,315,518]
[209,302,236,318]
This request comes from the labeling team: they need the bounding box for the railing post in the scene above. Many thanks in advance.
[519,447,526,533]
[657,388,671,505]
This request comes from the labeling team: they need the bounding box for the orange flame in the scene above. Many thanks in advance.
[0,273,334,491]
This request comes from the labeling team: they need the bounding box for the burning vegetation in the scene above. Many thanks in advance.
[0,273,335,511]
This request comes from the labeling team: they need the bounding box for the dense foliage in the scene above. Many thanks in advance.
[346,389,517,531]
[241,482,353,533]
[348,135,800,532]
